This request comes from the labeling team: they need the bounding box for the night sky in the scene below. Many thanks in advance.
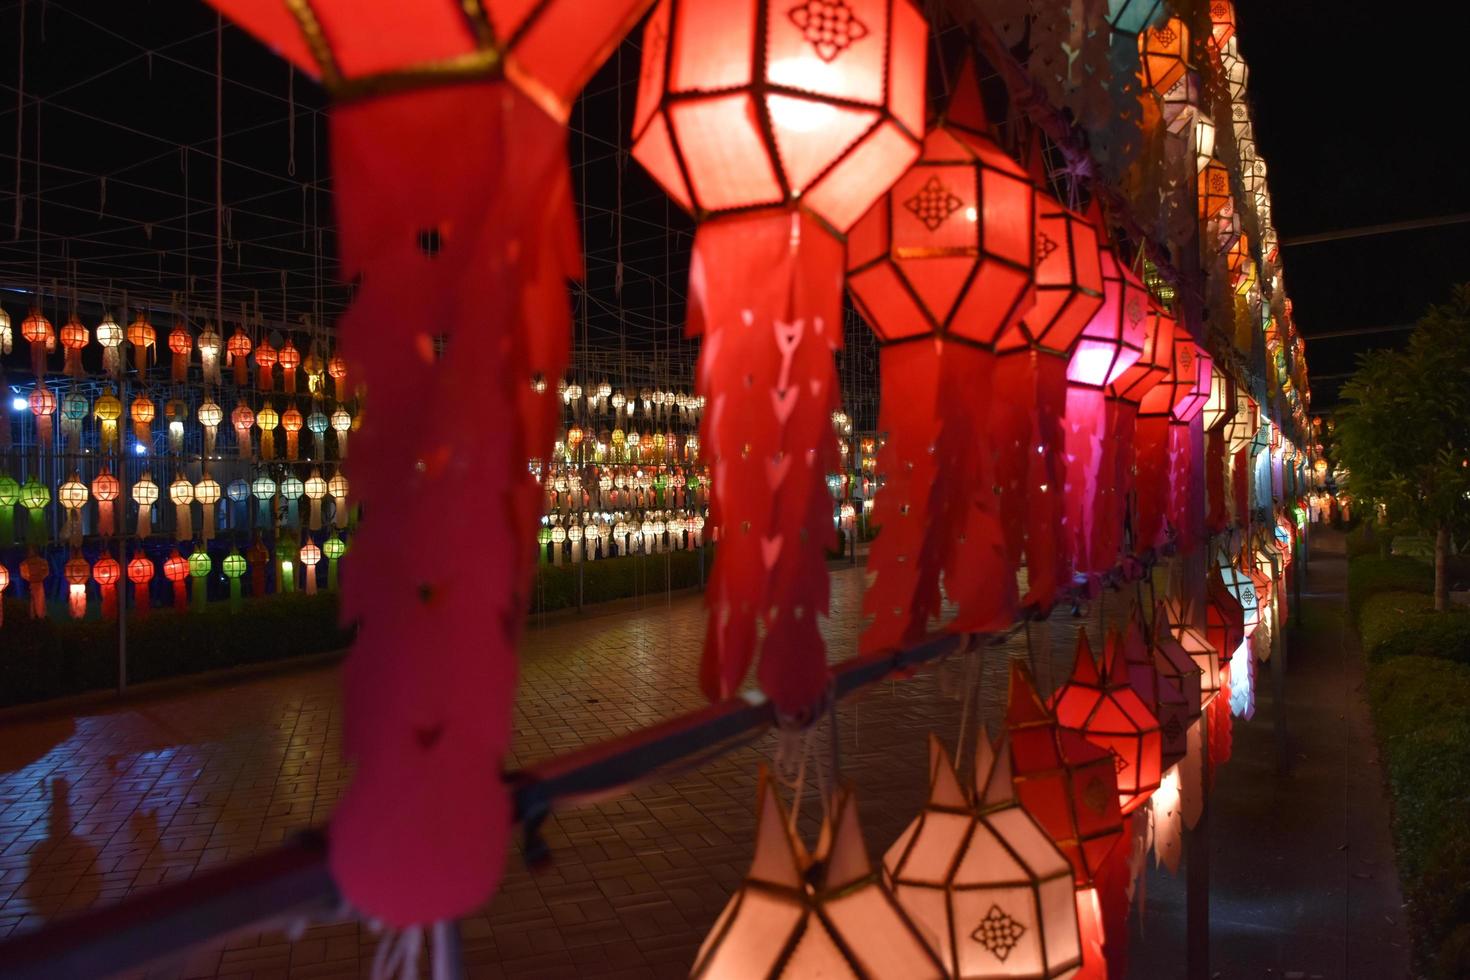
[2,1,1466,412]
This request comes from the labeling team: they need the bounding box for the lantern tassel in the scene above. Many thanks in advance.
[175,502,192,541]
[1134,414,1172,554]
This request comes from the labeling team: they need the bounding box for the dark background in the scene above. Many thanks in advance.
[1,0,1465,412]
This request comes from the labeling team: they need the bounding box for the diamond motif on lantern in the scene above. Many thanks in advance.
[903,176,964,231]
[973,905,1027,962]
[1036,231,1058,263]
[788,0,869,62]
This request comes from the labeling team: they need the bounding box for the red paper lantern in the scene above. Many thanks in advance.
[232,401,256,459]
[127,314,156,374]
[227,327,253,386]
[163,548,190,611]
[1198,158,1231,221]
[277,339,302,392]
[1206,567,1246,661]
[64,552,90,620]
[1120,608,1193,768]
[632,0,926,714]
[0,563,7,628]
[169,324,193,381]
[127,553,155,618]
[21,551,49,619]
[1005,661,1124,887]
[327,353,348,396]
[21,309,53,377]
[1138,17,1189,95]
[282,404,305,461]
[29,387,57,454]
[1050,631,1163,814]
[254,339,277,390]
[846,64,1034,650]
[60,317,89,377]
[93,551,121,619]
[92,467,121,536]
[209,0,653,929]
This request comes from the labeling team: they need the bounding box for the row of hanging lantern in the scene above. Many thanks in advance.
[0,463,350,548]
[552,378,704,420]
[0,528,349,622]
[0,304,350,399]
[537,510,706,565]
[2,382,355,463]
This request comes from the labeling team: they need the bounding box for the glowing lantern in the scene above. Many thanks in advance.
[64,552,90,620]
[21,550,49,618]
[19,477,50,547]
[227,327,253,386]
[232,400,256,459]
[885,734,1082,977]
[323,530,346,590]
[278,339,301,392]
[257,401,280,460]
[1118,611,1191,768]
[189,544,212,611]
[0,475,17,544]
[227,478,250,528]
[163,548,190,611]
[1206,569,1246,672]
[131,393,156,448]
[132,471,159,537]
[1051,630,1163,814]
[0,306,9,354]
[222,548,247,611]
[168,324,193,381]
[61,317,88,377]
[127,313,156,373]
[93,551,121,619]
[307,409,329,460]
[328,470,350,527]
[846,67,1035,651]
[96,313,124,377]
[29,386,57,455]
[252,471,278,526]
[1217,552,1261,638]
[254,338,277,390]
[127,552,155,616]
[330,406,351,459]
[1208,0,1236,48]
[1198,158,1231,221]
[327,353,347,396]
[0,561,6,625]
[1221,37,1248,102]
[169,474,196,541]
[276,530,297,592]
[246,535,269,596]
[304,469,329,530]
[303,347,325,393]
[198,324,223,384]
[692,772,943,978]
[1005,661,1124,887]
[94,387,123,453]
[91,466,121,536]
[279,473,305,529]
[165,398,188,455]
[21,309,54,377]
[58,473,89,548]
[1160,596,1221,704]
[1138,18,1188,95]
[1106,0,1164,34]
[633,0,927,713]
[300,540,322,595]
[1134,325,1209,551]
[282,404,305,460]
[196,475,222,542]
[60,387,89,453]
[198,397,224,458]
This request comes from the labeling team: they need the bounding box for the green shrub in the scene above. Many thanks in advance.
[0,592,354,709]
[1348,554,1434,621]
[527,548,709,613]
[1346,522,1393,559]
[1367,656,1470,974]
[1360,592,1470,665]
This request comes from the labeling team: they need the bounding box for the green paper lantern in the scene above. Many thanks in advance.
[19,477,50,546]
[322,531,346,590]
[188,546,212,612]
[222,549,247,611]
[0,474,18,544]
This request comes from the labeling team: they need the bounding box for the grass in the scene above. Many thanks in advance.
[1347,554,1434,622]
[1360,592,1470,665]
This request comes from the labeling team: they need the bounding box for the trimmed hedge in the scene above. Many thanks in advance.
[1348,554,1434,622]
[0,592,354,709]
[1361,592,1470,665]
[528,548,708,612]
[1346,522,1394,559]
[1366,656,1470,977]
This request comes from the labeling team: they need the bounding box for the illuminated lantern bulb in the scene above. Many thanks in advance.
[60,387,89,453]
[93,550,121,619]
[282,404,305,460]
[227,327,253,386]
[198,397,223,458]
[222,548,247,610]
[29,386,57,453]
[169,473,196,541]
[163,547,190,610]
[567,522,583,562]
[232,400,257,459]
[255,338,278,390]
[92,466,121,536]
[304,469,329,530]
[327,353,347,396]
[0,561,7,627]
[1138,17,1188,95]
[691,773,943,979]
[1105,0,1164,34]
[163,398,187,455]
[256,401,280,460]
[277,339,301,392]
[19,477,50,547]
[693,514,707,548]
[251,471,278,526]
[132,471,160,538]
[298,539,322,595]
[306,409,329,460]
[196,474,222,541]
[21,549,50,619]
[583,521,601,560]
[0,306,10,355]
[58,472,89,548]
[1197,157,1230,222]
[61,316,89,377]
[279,472,306,529]
[322,530,346,590]
[195,323,221,384]
[885,734,1081,977]
[22,309,54,377]
[168,323,193,381]
[183,544,211,611]
[94,387,123,453]
[302,347,325,394]
[550,524,567,566]
[0,475,18,545]
[96,312,124,377]
[331,407,352,459]
[127,552,156,616]
[327,470,350,527]
[610,391,626,413]
[127,313,156,374]
[131,393,156,449]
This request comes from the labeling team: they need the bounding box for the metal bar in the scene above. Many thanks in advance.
[0,832,336,980]
[1280,212,1470,247]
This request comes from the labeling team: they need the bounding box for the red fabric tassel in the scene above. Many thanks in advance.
[1205,429,1228,533]
[1166,418,1198,551]
[690,210,841,718]
[1231,447,1250,526]
[1133,415,1171,553]
[1065,387,1108,573]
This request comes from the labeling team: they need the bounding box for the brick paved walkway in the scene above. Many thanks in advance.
[0,539,1408,978]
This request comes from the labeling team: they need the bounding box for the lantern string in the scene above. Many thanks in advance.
[12,0,23,242]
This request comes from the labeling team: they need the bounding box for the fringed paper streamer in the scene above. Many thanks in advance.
[92,467,120,536]
[22,551,49,619]
[196,476,221,542]
[199,398,222,459]
[21,310,53,378]
[65,552,89,620]
[169,324,192,381]
[228,328,252,387]
[164,549,189,610]
[128,553,154,618]
[169,475,194,541]
[132,472,158,538]
[30,387,56,457]
[61,317,87,377]
[255,339,277,391]
[308,409,328,461]
[282,404,303,460]
[94,552,120,619]
[232,401,254,459]
[127,314,155,374]
[190,546,211,612]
